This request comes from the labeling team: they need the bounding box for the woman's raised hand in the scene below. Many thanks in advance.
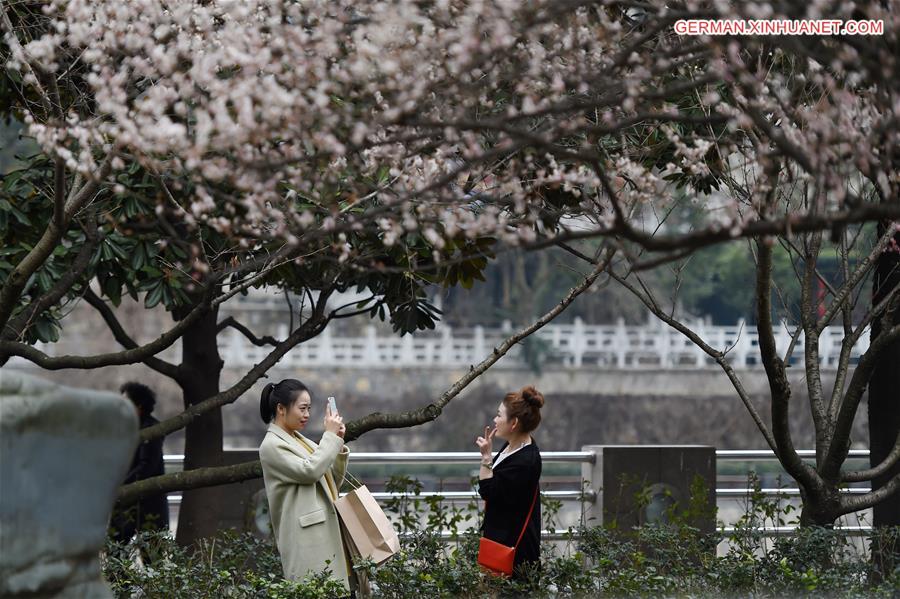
[475,425,496,458]
[324,403,344,436]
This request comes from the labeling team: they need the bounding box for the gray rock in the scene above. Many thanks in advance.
[0,370,138,598]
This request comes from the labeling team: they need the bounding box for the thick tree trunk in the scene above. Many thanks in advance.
[173,305,225,547]
[870,223,900,526]
[798,485,841,528]
[869,222,900,575]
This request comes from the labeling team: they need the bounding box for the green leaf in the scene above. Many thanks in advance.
[36,269,53,291]
[170,244,188,260]
[103,276,122,307]
[33,318,60,343]
[144,284,164,309]
[125,280,139,301]
[131,242,146,270]
[0,198,31,226]
[106,236,131,261]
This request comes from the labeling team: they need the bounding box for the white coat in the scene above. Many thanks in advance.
[259,424,351,591]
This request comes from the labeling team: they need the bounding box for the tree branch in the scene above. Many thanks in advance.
[817,223,899,334]
[82,287,181,380]
[344,248,615,441]
[827,234,861,423]
[823,321,900,480]
[53,157,65,232]
[839,467,900,516]
[117,461,262,507]
[843,427,900,483]
[216,316,280,347]
[799,231,827,464]
[0,153,113,336]
[0,2,54,117]
[526,202,900,256]
[1,243,301,369]
[607,265,780,453]
[755,239,819,488]
[139,288,335,442]
[0,295,211,369]
[3,212,100,342]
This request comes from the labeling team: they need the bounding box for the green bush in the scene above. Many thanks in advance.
[102,530,347,598]
[103,475,900,598]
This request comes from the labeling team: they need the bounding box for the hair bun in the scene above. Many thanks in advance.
[521,386,544,409]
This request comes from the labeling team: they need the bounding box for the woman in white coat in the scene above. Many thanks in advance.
[258,379,355,595]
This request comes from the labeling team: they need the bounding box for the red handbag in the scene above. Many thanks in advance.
[477,486,539,576]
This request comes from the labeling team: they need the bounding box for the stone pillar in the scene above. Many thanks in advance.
[215,450,268,537]
[1,370,138,598]
[400,334,415,365]
[439,326,453,365]
[473,326,485,362]
[363,325,379,366]
[571,317,584,368]
[317,326,334,365]
[614,318,628,367]
[581,445,716,534]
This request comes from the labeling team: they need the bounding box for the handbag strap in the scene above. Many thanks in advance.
[343,468,364,490]
[514,485,540,549]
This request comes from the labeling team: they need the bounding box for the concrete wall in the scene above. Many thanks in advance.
[7,361,866,457]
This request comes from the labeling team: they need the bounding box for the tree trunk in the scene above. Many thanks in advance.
[798,485,840,528]
[173,305,225,547]
[869,221,900,574]
[870,222,900,526]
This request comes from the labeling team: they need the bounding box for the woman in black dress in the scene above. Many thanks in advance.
[475,386,544,579]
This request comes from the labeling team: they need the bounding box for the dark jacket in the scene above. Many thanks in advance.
[112,414,168,541]
[124,414,166,484]
[478,440,542,576]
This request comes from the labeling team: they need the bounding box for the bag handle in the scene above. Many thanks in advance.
[342,467,364,491]
[514,486,540,549]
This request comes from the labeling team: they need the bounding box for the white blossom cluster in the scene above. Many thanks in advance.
[4,0,897,262]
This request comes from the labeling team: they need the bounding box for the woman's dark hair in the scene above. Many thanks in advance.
[260,379,311,424]
[503,385,545,433]
[120,381,156,414]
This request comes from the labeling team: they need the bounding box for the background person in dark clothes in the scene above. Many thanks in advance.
[110,382,169,544]
[475,385,545,581]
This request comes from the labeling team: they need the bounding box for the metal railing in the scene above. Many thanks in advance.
[163,451,597,503]
[162,448,877,536]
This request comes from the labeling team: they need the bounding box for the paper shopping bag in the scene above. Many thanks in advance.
[334,485,400,565]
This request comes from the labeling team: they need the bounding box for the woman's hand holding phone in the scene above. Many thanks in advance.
[324,398,343,437]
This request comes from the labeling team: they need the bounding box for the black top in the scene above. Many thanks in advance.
[125,414,166,483]
[125,415,169,530]
[478,440,542,574]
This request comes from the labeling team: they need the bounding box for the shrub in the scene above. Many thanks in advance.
[103,475,900,598]
[102,530,347,598]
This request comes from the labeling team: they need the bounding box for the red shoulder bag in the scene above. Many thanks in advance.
[477,485,539,577]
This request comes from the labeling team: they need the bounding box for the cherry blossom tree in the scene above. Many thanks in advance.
[590,219,898,527]
[543,0,900,527]
[3,0,899,542]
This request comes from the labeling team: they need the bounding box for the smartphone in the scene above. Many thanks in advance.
[327,396,337,415]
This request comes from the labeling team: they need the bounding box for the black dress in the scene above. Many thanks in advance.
[478,440,542,577]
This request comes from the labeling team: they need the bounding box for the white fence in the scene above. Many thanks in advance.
[11,318,870,370]
[216,318,869,370]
